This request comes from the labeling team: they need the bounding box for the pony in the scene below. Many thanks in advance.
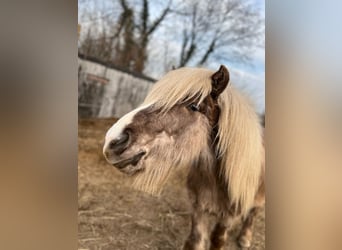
[103,65,265,250]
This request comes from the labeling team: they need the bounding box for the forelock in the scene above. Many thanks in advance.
[143,67,214,112]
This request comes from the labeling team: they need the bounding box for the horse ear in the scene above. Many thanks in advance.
[211,65,230,99]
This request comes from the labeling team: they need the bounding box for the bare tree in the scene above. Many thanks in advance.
[175,0,264,67]
[79,0,264,77]
[79,0,172,73]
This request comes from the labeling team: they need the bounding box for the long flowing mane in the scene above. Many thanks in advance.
[142,67,264,215]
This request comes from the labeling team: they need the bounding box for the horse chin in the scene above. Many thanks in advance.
[112,151,146,175]
[120,165,145,176]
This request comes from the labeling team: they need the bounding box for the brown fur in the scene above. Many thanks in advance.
[141,67,264,216]
[104,66,265,249]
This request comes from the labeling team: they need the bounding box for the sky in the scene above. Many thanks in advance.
[79,0,265,114]
[146,0,265,113]
[218,0,265,114]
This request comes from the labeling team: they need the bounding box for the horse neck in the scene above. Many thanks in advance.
[187,145,218,186]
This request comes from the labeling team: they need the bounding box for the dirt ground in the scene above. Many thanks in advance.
[78,118,265,250]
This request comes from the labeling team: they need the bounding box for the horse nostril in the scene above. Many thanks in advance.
[109,132,130,154]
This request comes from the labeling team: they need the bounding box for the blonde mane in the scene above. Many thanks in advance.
[143,67,213,110]
[141,67,264,215]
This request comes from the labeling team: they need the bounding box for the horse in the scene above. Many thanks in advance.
[103,65,265,250]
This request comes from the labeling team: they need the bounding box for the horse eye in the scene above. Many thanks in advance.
[189,103,199,112]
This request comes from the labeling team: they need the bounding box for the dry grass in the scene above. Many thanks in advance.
[78,118,265,250]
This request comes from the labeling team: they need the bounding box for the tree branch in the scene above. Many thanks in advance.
[141,0,149,35]
[197,38,216,65]
[147,0,172,36]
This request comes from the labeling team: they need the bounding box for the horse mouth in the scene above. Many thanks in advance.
[112,151,146,170]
